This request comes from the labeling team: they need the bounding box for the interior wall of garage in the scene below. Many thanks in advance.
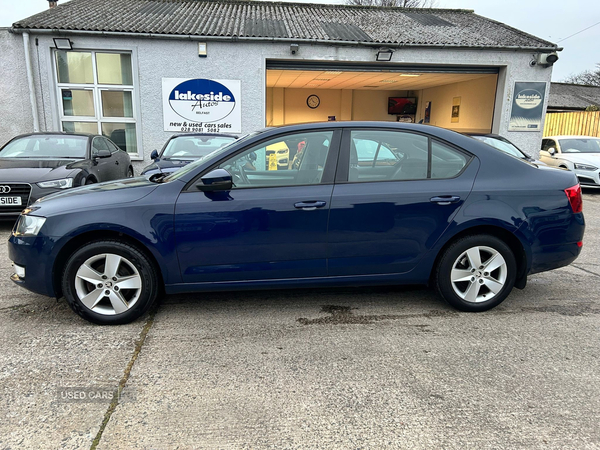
[266,87,414,126]
[417,75,497,133]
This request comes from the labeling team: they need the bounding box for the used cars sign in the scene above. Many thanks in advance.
[162,78,241,133]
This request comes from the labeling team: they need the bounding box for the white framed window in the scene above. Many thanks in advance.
[54,49,140,157]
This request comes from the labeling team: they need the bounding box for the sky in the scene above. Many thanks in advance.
[0,0,598,82]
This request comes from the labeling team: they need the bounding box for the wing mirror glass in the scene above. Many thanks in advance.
[196,168,233,192]
[150,150,159,160]
[94,149,111,159]
[548,148,557,155]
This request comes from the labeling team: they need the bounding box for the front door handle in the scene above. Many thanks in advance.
[430,195,461,205]
[294,200,327,211]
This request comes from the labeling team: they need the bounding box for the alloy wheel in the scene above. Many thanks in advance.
[74,253,142,315]
[450,245,507,303]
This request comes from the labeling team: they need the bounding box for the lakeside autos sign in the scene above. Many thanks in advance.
[162,78,241,133]
[508,82,547,132]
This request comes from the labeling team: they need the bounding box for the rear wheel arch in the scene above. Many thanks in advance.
[430,225,528,290]
[52,230,164,299]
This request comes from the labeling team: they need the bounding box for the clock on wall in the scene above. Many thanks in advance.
[307,94,320,109]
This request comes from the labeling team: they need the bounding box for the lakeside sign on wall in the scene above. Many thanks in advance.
[508,82,547,132]
[162,78,241,133]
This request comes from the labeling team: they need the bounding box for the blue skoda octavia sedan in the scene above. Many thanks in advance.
[8,122,585,325]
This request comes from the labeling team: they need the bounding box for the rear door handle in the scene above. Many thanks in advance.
[294,200,327,210]
[115,160,119,165]
[430,195,461,205]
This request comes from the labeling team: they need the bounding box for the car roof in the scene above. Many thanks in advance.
[169,133,238,139]
[545,135,600,139]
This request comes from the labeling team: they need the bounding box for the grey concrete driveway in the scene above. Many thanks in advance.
[1,191,599,450]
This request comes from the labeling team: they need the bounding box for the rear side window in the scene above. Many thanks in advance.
[431,141,468,179]
[347,130,468,183]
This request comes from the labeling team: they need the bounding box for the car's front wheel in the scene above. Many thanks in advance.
[61,241,159,324]
[435,234,516,312]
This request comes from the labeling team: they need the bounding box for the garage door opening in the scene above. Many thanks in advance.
[266,65,498,134]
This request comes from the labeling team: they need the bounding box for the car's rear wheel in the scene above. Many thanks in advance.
[62,241,159,324]
[435,235,516,312]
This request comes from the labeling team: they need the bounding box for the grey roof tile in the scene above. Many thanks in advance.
[549,83,600,110]
[12,0,557,49]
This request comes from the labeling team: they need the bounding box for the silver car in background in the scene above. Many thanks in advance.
[540,136,600,188]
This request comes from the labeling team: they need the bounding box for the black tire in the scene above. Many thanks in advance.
[434,234,516,312]
[85,178,95,185]
[61,240,159,325]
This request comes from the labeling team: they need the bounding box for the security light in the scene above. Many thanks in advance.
[290,44,299,55]
[376,48,394,62]
[535,52,559,67]
[198,42,207,57]
[53,38,72,50]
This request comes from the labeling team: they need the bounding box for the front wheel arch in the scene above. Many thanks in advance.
[52,230,164,299]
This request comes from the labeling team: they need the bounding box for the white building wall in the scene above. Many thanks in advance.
[0,29,35,146]
[6,33,554,169]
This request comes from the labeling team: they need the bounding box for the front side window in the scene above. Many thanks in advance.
[218,131,334,188]
[347,130,469,182]
[55,50,139,156]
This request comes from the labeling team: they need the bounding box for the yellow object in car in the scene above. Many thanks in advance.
[266,142,290,170]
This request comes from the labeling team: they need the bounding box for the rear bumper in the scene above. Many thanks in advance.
[529,241,582,274]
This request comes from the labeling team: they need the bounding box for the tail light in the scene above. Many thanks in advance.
[564,184,583,213]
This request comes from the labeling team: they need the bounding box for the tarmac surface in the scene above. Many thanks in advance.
[1,190,599,450]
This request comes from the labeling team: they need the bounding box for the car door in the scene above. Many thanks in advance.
[174,129,341,283]
[539,138,560,166]
[91,137,117,182]
[105,138,130,177]
[327,128,478,276]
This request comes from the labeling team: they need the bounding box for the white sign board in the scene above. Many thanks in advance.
[162,78,241,133]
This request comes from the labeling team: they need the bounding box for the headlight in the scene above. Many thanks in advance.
[37,178,73,189]
[13,215,46,237]
[574,163,598,171]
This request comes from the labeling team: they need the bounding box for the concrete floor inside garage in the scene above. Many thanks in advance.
[0,190,599,449]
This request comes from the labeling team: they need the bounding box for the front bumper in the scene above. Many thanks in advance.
[8,233,57,297]
[574,168,600,188]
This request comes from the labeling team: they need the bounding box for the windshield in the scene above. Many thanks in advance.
[0,135,88,159]
[164,132,262,182]
[162,135,237,160]
[559,138,600,154]
[472,135,526,159]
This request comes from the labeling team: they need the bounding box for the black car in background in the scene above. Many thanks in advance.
[0,133,133,216]
[141,133,237,176]
[468,133,541,163]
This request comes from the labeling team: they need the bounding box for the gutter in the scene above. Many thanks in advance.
[10,28,563,53]
[22,32,40,132]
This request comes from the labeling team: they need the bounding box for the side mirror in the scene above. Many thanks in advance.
[196,168,233,192]
[548,148,557,156]
[94,149,111,159]
[150,150,159,160]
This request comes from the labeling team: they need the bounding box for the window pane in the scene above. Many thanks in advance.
[56,51,94,84]
[63,121,98,134]
[101,123,137,154]
[219,131,333,188]
[61,89,95,117]
[96,53,133,85]
[101,91,133,117]
[431,141,468,179]
[349,130,427,182]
